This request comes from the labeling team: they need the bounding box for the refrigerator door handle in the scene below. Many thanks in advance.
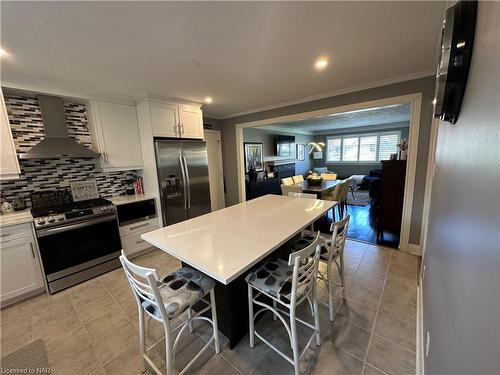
[179,156,188,210]
[183,156,191,209]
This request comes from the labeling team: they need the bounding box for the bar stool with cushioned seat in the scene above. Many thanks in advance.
[290,215,350,321]
[119,251,220,375]
[246,232,322,375]
[292,175,304,184]
[281,177,294,185]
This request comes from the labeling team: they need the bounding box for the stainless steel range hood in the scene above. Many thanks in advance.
[19,95,99,159]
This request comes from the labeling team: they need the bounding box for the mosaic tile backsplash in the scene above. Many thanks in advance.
[0,94,138,207]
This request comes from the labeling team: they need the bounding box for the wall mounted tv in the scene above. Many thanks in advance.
[433,0,477,124]
[274,135,295,157]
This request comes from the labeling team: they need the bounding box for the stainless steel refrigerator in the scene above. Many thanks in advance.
[155,139,211,226]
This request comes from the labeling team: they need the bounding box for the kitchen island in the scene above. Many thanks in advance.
[141,194,335,347]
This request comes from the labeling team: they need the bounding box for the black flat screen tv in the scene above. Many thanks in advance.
[274,135,295,157]
[433,1,477,124]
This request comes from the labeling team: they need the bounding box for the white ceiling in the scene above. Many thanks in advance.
[267,104,411,133]
[0,2,445,118]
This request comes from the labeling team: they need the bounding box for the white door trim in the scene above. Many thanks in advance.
[235,92,423,252]
[418,118,440,260]
[205,129,225,210]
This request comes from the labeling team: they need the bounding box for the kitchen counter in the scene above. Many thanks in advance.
[109,194,154,206]
[0,209,33,227]
[141,194,335,284]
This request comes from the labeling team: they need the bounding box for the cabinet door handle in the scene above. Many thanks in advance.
[136,239,145,244]
[180,123,184,134]
[130,222,150,231]
[30,242,35,258]
[0,233,12,238]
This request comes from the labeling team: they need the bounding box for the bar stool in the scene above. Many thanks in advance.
[246,232,322,375]
[291,216,350,322]
[119,251,220,375]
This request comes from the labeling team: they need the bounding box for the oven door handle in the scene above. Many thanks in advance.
[36,215,117,238]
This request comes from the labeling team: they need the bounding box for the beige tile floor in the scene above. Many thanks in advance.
[0,240,419,375]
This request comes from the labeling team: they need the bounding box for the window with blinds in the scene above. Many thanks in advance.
[326,131,401,163]
[378,133,400,161]
[326,138,341,161]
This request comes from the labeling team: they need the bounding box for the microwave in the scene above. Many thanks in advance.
[116,198,156,227]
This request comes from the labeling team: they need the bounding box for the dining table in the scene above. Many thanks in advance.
[141,194,336,348]
[294,179,342,198]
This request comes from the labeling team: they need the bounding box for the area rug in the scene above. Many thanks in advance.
[1,339,49,373]
[347,189,371,206]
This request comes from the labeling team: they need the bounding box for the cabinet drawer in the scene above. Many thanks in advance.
[119,217,158,237]
[0,223,32,244]
[121,232,156,256]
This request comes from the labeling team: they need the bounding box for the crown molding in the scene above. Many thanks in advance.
[0,80,137,104]
[221,70,435,120]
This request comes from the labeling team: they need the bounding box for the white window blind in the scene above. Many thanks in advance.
[326,130,402,163]
[359,135,377,161]
[378,133,400,160]
[342,137,359,161]
[327,138,341,161]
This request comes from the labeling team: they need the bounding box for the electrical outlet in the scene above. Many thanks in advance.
[425,331,430,357]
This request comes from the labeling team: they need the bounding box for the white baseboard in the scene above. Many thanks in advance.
[408,243,421,256]
[416,281,424,375]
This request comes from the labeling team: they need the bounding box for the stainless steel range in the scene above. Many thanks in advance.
[31,190,122,294]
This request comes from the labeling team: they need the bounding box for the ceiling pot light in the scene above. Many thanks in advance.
[0,48,9,57]
[204,97,212,104]
[315,58,328,70]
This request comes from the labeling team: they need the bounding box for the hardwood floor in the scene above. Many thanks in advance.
[318,202,400,247]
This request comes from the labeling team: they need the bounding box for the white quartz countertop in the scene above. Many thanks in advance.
[109,194,154,206]
[0,209,33,227]
[141,195,335,284]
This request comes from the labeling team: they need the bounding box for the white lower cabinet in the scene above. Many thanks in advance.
[119,217,159,258]
[0,223,45,305]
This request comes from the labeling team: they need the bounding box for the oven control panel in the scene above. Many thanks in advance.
[34,205,116,229]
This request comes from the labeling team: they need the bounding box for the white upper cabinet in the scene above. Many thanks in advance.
[149,101,204,140]
[0,89,20,180]
[179,105,204,139]
[151,102,179,138]
[88,100,143,171]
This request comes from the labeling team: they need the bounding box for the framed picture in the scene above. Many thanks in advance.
[244,142,264,172]
[296,144,305,161]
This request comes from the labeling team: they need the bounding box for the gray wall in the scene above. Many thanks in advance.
[243,128,313,175]
[313,124,410,178]
[423,3,500,374]
[203,116,223,130]
[221,75,436,245]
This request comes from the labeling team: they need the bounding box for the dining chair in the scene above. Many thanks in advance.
[246,232,322,375]
[320,173,337,181]
[281,177,294,185]
[119,251,220,375]
[339,178,351,217]
[292,175,304,184]
[321,181,343,220]
[290,215,350,322]
[281,184,302,196]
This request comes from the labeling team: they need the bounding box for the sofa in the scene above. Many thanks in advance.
[359,169,383,199]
